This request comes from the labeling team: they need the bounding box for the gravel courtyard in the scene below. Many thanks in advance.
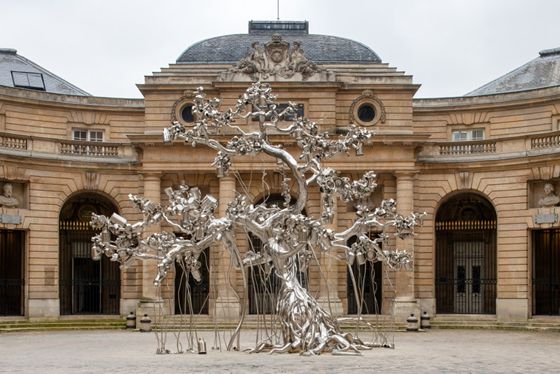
[1,329,558,373]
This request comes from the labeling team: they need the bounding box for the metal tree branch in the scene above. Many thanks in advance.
[91,82,425,355]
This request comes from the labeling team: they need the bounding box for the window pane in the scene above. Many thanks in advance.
[452,131,467,141]
[89,131,103,142]
[12,72,29,86]
[27,73,44,89]
[73,130,87,141]
[472,129,484,140]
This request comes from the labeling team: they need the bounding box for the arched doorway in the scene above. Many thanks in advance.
[247,194,308,315]
[347,235,382,315]
[174,246,210,315]
[59,193,120,315]
[435,193,497,314]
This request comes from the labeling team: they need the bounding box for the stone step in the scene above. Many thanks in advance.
[431,319,560,331]
[0,319,126,332]
[153,317,407,332]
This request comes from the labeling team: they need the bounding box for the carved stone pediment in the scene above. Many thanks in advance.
[220,34,330,82]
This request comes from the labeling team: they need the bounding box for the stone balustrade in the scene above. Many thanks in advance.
[531,131,560,150]
[419,131,560,162]
[439,140,497,155]
[59,140,120,157]
[0,133,28,150]
[0,131,136,163]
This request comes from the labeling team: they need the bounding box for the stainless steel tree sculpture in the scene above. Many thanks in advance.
[91,82,424,356]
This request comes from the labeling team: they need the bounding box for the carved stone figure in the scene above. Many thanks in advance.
[288,41,318,79]
[538,183,560,207]
[0,183,19,208]
[234,42,267,75]
[229,35,320,80]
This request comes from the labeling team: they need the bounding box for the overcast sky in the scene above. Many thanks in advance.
[2,0,559,98]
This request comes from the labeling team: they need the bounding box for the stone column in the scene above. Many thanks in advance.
[136,173,164,323]
[317,194,343,315]
[141,173,161,301]
[393,172,418,319]
[213,175,241,321]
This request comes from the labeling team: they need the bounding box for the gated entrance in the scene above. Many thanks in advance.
[347,235,382,315]
[59,193,120,315]
[0,230,25,316]
[532,229,560,315]
[175,248,210,314]
[435,193,497,314]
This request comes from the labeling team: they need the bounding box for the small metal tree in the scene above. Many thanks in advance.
[91,82,423,355]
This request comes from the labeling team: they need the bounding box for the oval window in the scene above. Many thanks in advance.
[181,105,194,123]
[357,103,376,123]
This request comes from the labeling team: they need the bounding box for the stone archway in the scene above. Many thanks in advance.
[59,192,120,315]
[435,192,497,314]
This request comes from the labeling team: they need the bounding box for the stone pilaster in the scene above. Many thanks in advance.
[213,175,241,321]
[317,193,343,315]
[393,171,419,319]
[141,173,161,301]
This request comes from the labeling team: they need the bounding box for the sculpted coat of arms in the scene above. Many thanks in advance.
[232,34,320,80]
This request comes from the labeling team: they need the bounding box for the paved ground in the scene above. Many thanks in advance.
[0,329,559,373]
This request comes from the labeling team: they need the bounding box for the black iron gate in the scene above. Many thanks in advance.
[0,230,24,316]
[347,260,382,315]
[347,235,382,315]
[60,221,120,315]
[435,221,496,314]
[175,248,210,314]
[532,229,560,315]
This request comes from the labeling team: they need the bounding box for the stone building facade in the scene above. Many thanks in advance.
[1,21,559,323]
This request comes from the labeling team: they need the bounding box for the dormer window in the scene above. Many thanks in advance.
[11,71,45,91]
[452,128,484,141]
[73,129,103,142]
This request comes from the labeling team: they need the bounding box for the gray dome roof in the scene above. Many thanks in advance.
[177,21,381,64]
[466,47,560,96]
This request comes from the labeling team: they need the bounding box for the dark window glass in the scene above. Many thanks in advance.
[252,103,304,121]
[472,265,481,294]
[357,103,376,122]
[181,105,194,123]
[457,265,466,293]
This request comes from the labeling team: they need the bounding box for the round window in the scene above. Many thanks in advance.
[357,103,376,123]
[181,105,194,123]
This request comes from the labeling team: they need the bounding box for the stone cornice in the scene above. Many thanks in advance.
[0,86,144,112]
[128,130,431,147]
[413,85,560,112]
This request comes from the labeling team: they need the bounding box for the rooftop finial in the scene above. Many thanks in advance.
[277,0,280,20]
